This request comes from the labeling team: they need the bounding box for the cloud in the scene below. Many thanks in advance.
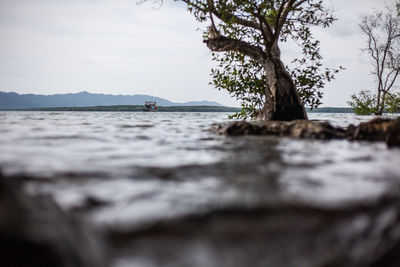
[0,0,391,107]
[0,0,237,105]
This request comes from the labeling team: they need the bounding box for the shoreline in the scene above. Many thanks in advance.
[0,106,357,113]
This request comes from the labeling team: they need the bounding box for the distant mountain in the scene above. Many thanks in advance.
[0,91,223,109]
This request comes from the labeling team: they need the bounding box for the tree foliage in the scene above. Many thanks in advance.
[197,0,342,119]
[347,90,400,115]
[144,0,342,119]
[386,91,400,113]
[347,90,378,115]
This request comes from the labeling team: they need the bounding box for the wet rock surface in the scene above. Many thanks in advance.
[0,173,107,267]
[107,196,400,267]
[385,118,400,147]
[3,171,400,267]
[218,117,400,147]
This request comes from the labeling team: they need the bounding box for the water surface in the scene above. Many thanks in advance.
[1,111,400,266]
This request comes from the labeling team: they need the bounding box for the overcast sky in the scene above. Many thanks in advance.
[0,0,390,107]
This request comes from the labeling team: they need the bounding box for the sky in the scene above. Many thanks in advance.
[0,0,391,107]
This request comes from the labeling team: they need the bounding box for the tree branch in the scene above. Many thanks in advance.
[380,15,394,91]
[383,68,398,91]
[257,11,273,46]
[204,36,266,62]
[385,69,400,92]
[293,0,308,9]
[275,0,297,40]
[187,0,261,31]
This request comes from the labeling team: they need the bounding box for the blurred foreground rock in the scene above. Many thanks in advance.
[107,192,400,267]
[0,174,107,267]
[218,117,400,147]
[3,170,400,267]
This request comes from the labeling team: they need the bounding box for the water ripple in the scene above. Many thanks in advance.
[0,111,399,229]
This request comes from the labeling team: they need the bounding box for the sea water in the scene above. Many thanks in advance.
[1,111,400,266]
[1,111,399,204]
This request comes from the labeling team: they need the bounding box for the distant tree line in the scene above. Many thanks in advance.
[306,107,354,113]
[0,105,366,114]
[14,105,242,113]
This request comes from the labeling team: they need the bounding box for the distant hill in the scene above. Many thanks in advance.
[0,91,223,109]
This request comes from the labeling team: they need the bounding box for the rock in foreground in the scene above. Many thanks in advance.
[218,117,400,147]
[0,174,107,267]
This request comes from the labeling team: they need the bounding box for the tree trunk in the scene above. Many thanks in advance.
[375,89,383,115]
[257,57,308,121]
[204,37,308,121]
[379,91,388,115]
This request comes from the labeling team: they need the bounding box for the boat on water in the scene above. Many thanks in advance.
[143,101,158,111]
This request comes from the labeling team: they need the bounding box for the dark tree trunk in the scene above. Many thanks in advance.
[378,91,387,115]
[204,37,308,121]
[257,56,308,121]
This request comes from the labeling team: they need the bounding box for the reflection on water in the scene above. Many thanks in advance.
[1,111,400,266]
